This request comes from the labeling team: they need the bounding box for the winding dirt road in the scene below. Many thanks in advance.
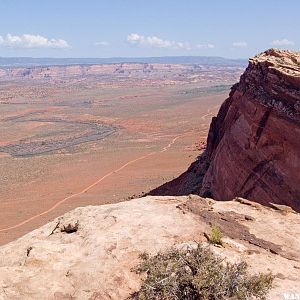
[0,131,192,233]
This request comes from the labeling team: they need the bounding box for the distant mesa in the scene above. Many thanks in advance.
[0,57,245,85]
[150,49,300,212]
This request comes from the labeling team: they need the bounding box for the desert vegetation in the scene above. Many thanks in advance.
[131,244,274,300]
[208,226,223,246]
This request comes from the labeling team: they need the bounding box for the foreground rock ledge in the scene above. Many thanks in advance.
[0,196,299,299]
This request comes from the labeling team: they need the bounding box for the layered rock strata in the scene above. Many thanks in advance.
[151,49,300,211]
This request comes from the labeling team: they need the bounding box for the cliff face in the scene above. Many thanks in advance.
[150,49,300,211]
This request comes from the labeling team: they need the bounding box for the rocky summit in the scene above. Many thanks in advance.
[0,195,299,299]
[151,49,300,211]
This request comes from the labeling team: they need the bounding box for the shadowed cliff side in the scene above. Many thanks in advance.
[150,49,300,212]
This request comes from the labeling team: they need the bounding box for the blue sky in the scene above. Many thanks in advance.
[0,0,298,58]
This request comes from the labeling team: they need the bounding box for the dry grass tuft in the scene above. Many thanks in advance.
[208,226,223,245]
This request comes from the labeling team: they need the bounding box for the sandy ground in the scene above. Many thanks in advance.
[0,80,231,245]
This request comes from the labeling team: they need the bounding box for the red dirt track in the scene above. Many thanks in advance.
[0,68,240,244]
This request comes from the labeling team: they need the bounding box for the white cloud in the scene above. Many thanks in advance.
[94,41,110,47]
[232,41,247,48]
[127,33,190,50]
[271,39,295,46]
[0,34,70,49]
[196,43,215,49]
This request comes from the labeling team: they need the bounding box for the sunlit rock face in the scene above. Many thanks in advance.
[150,49,300,211]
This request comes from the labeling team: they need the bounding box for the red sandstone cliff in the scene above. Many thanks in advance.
[150,49,300,211]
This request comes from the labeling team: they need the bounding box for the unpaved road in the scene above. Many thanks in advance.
[0,130,194,233]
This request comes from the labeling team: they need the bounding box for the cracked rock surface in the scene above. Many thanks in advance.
[0,195,299,299]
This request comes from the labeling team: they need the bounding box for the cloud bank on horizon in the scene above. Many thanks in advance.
[0,32,296,56]
[233,41,248,48]
[271,39,295,46]
[127,33,192,50]
[94,41,110,47]
[0,34,69,49]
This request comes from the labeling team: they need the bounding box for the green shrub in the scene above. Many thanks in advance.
[209,226,223,245]
[131,244,273,300]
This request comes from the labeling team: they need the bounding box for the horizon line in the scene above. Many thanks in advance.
[0,55,247,60]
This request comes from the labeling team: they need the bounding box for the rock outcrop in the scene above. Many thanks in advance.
[150,49,300,211]
[0,195,299,299]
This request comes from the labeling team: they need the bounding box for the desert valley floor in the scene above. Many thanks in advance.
[0,63,242,244]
